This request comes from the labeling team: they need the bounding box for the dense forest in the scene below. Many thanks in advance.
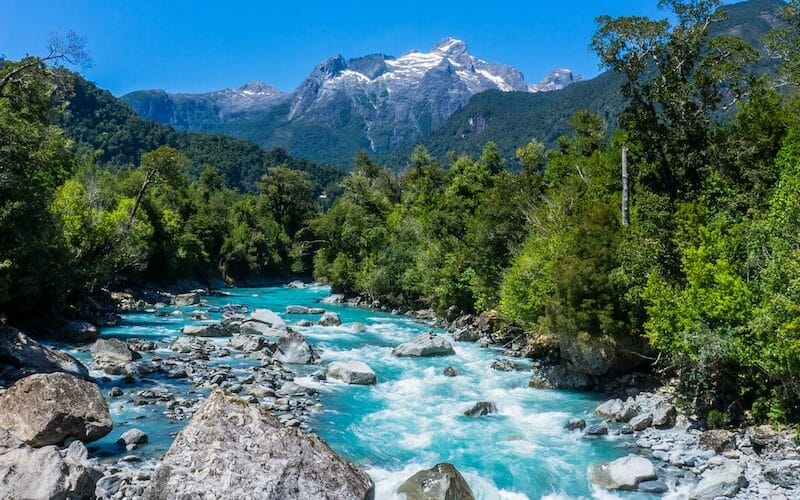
[2,0,800,431]
[312,0,800,425]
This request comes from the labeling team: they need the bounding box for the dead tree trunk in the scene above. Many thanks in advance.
[621,145,629,226]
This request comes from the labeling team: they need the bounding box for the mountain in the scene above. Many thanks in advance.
[59,74,344,194]
[122,38,580,166]
[386,0,786,169]
[528,69,584,92]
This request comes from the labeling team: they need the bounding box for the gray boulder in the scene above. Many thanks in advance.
[91,338,140,364]
[0,428,97,500]
[322,294,345,304]
[596,398,637,422]
[287,280,306,289]
[273,330,319,364]
[142,390,374,499]
[174,292,201,306]
[327,361,376,385]
[591,455,655,490]
[117,428,148,450]
[397,463,474,500]
[60,320,99,343]
[319,311,342,326]
[0,372,112,447]
[240,309,287,335]
[764,459,800,488]
[584,422,609,436]
[464,402,497,417]
[629,413,653,431]
[229,334,271,353]
[565,418,586,430]
[651,401,677,428]
[0,326,89,382]
[443,366,458,377]
[181,324,229,337]
[286,305,310,314]
[690,463,747,499]
[392,333,455,357]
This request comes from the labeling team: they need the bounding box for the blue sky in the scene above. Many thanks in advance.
[2,0,733,96]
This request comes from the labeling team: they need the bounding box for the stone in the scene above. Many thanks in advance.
[490,359,517,372]
[309,308,326,315]
[392,333,455,357]
[591,455,656,490]
[117,428,148,450]
[229,334,269,353]
[700,429,734,453]
[565,418,586,430]
[596,399,624,419]
[584,422,609,436]
[142,390,374,499]
[0,429,96,500]
[0,372,112,447]
[286,305,310,314]
[0,326,89,382]
[296,319,314,327]
[321,294,345,304]
[273,330,319,364]
[443,366,458,377]
[528,363,591,390]
[629,413,653,431]
[287,280,306,289]
[327,361,376,385]
[651,401,677,428]
[60,320,99,343]
[747,424,778,448]
[690,463,747,499]
[397,463,474,500]
[452,327,481,342]
[174,292,201,306]
[638,479,668,493]
[764,459,800,488]
[108,387,123,398]
[91,338,141,365]
[181,323,229,337]
[464,401,497,417]
[241,309,287,335]
[319,311,342,326]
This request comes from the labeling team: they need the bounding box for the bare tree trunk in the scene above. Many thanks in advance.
[622,145,630,226]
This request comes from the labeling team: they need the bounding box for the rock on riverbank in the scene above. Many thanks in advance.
[0,372,112,447]
[143,390,374,499]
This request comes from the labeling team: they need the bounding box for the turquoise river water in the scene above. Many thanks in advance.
[63,284,661,499]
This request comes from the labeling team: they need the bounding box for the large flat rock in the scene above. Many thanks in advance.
[143,390,374,499]
[392,333,455,357]
[0,326,89,382]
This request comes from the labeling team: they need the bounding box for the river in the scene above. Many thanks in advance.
[65,284,646,499]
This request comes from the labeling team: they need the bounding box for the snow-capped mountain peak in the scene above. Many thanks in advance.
[528,68,584,92]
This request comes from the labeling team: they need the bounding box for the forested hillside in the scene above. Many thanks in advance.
[389,0,787,169]
[59,75,345,194]
[311,0,800,425]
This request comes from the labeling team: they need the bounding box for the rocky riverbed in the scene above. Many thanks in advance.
[1,283,798,499]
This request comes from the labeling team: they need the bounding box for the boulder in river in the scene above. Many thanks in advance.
[591,455,655,490]
[464,401,497,417]
[117,428,148,450]
[321,294,345,304]
[142,390,374,499]
[91,338,141,364]
[397,463,475,500]
[240,308,287,335]
[174,292,201,306]
[0,372,112,447]
[273,330,319,364]
[59,320,99,343]
[690,463,747,499]
[319,311,342,327]
[327,361,376,385]
[181,323,229,337]
[286,305,310,314]
[0,326,89,382]
[443,366,458,377]
[229,334,272,353]
[0,428,98,499]
[392,333,455,357]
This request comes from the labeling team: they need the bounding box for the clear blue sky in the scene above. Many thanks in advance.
[1,0,735,96]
